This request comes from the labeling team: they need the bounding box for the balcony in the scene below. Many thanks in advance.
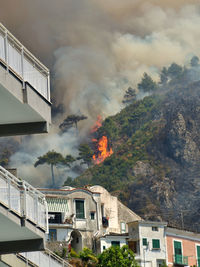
[0,165,48,254]
[0,23,51,136]
[173,255,188,265]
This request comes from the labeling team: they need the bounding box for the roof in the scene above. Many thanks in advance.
[128,220,167,227]
[166,226,200,241]
[101,232,129,238]
[38,187,101,195]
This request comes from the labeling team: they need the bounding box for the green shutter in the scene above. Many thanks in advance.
[143,238,147,246]
[152,239,160,249]
[76,200,85,219]
[174,241,182,255]
[197,245,200,266]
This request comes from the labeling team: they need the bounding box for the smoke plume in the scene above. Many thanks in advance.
[0,0,200,186]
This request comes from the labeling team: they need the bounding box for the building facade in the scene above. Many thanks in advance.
[128,221,167,267]
[40,185,141,253]
[166,227,200,266]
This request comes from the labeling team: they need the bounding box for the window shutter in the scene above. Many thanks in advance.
[174,241,182,255]
[152,239,160,249]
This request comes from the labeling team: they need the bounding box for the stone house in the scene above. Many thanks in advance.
[128,220,168,267]
[39,185,141,253]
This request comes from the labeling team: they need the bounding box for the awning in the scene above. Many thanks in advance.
[46,198,69,212]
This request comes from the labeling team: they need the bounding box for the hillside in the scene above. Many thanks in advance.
[65,74,200,231]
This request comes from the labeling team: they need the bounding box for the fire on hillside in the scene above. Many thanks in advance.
[91,116,113,165]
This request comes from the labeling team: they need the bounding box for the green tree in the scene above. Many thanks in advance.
[138,73,158,92]
[79,248,98,267]
[77,144,94,167]
[167,63,183,80]
[122,87,137,105]
[34,150,74,187]
[59,114,88,132]
[97,245,139,267]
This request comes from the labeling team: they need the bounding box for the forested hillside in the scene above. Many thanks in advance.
[66,59,200,231]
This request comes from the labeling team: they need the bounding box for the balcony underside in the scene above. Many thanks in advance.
[0,63,51,136]
[0,204,45,254]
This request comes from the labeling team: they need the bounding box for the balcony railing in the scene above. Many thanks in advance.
[0,165,48,232]
[20,249,72,267]
[0,23,50,101]
[173,255,188,265]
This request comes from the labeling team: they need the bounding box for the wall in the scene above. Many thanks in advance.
[166,235,200,266]
[100,236,127,253]
[139,224,167,267]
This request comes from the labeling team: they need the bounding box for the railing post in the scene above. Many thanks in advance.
[47,73,50,102]
[44,198,49,233]
[4,30,8,72]
[22,182,27,218]
[21,46,25,89]
[7,178,11,210]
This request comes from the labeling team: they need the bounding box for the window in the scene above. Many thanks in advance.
[152,226,158,231]
[75,200,85,219]
[121,222,126,233]
[111,241,120,247]
[174,241,182,256]
[48,212,62,224]
[103,246,106,250]
[196,245,200,267]
[143,238,148,246]
[48,229,57,241]
[152,239,160,249]
[90,212,95,220]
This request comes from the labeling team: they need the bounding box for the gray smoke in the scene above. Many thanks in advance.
[0,0,199,186]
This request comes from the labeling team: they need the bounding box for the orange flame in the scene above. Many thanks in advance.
[93,136,113,164]
[91,115,102,133]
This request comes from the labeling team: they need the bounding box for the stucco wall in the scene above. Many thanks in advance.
[100,236,127,253]
[166,235,200,266]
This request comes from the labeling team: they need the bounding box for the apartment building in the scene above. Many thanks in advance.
[166,227,200,266]
[40,185,141,254]
[128,221,167,267]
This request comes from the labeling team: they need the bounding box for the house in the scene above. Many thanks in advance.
[166,226,200,266]
[39,185,141,253]
[0,22,51,255]
[99,233,129,253]
[128,220,167,267]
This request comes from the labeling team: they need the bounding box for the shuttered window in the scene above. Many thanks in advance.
[75,200,85,219]
[152,239,160,249]
[197,245,200,266]
[143,238,148,246]
[174,241,182,256]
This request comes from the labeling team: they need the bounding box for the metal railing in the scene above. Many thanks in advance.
[0,23,50,101]
[0,165,48,232]
[20,249,72,267]
[173,254,188,265]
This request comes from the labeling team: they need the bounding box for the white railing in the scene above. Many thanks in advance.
[20,249,72,267]
[0,23,50,101]
[0,165,48,232]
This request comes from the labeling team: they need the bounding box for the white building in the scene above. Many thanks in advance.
[40,185,141,254]
[0,21,51,255]
[128,221,167,267]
